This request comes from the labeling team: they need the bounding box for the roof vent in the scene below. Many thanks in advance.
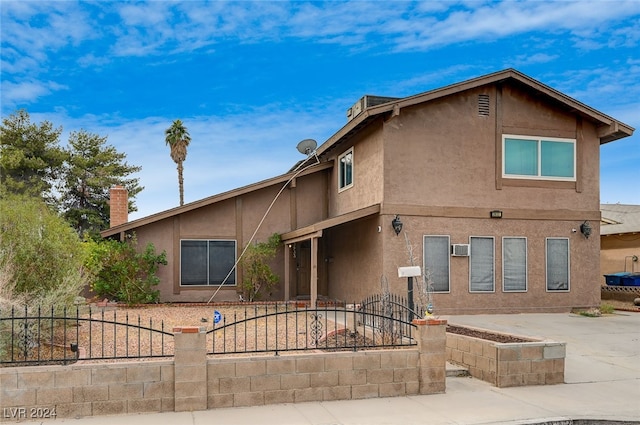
[478,94,490,116]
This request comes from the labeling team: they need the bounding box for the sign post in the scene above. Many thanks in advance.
[398,266,421,322]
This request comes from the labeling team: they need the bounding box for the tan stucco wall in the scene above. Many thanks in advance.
[323,215,384,302]
[378,216,600,315]
[328,122,384,217]
[383,85,601,211]
[600,234,640,277]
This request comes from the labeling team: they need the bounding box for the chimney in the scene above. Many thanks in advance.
[109,185,128,227]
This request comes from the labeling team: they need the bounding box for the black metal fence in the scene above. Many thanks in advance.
[1,298,419,366]
[360,293,425,337]
[0,306,173,366]
[206,301,418,355]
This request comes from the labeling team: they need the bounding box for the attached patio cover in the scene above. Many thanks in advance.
[280,204,381,307]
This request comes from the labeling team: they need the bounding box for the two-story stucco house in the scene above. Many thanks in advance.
[102,69,634,314]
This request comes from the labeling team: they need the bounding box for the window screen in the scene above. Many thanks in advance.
[546,238,569,291]
[423,236,450,292]
[503,237,527,292]
[503,135,575,180]
[181,240,236,286]
[470,237,494,292]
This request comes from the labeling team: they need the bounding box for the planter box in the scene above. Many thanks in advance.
[446,326,565,388]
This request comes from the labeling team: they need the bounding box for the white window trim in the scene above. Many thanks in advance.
[338,147,354,192]
[545,237,570,292]
[423,235,451,293]
[469,236,495,293]
[502,134,576,181]
[180,239,237,287]
[502,236,528,293]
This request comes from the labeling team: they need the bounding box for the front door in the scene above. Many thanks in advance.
[296,241,311,297]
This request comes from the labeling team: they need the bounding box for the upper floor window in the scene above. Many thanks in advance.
[338,148,354,191]
[503,135,576,181]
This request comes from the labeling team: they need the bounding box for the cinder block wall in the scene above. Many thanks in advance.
[0,361,175,421]
[0,320,447,420]
[445,331,565,388]
[207,350,420,409]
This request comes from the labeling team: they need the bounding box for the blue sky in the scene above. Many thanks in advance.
[2,1,639,220]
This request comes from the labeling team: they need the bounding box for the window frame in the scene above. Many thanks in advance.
[180,239,237,287]
[502,134,576,181]
[502,237,528,292]
[423,235,451,293]
[338,147,354,192]
[469,236,495,293]
[545,237,570,292]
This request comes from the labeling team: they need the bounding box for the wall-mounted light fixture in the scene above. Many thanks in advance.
[490,210,503,219]
[392,215,403,236]
[580,221,592,239]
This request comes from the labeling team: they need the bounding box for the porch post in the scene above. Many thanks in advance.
[284,244,291,301]
[310,236,318,307]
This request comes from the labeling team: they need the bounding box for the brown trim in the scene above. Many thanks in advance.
[281,204,381,242]
[290,178,297,230]
[501,179,576,189]
[501,126,576,140]
[575,116,583,194]
[235,197,243,290]
[495,84,503,191]
[381,203,600,221]
[172,216,180,295]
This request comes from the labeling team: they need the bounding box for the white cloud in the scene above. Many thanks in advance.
[1,80,67,107]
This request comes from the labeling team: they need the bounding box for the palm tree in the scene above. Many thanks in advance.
[164,119,191,206]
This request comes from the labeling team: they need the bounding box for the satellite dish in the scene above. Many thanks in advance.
[296,139,317,155]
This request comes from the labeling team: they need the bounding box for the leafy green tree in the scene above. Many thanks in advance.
[84,236,167,305]
[164,119,191,206]
[240,233,281,301]
[0,194,87,307]
[0,110,65,204]
[60,129,143,237]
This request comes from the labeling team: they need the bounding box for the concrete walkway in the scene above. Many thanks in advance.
[29,312,640,424]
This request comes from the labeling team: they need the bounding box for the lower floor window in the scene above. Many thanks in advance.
[546,238,569,291]
[503,237,527,292]
[470,236,494,292]
[181,240,236,286]
[423,235,450,292]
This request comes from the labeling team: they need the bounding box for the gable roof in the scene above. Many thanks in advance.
[102,68,634,238]
[101,161,332,237]
[317,68,633,159]
[601,204,640,235]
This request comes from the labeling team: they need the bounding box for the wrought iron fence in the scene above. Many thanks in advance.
[206,302,417,355]
[1,300,418,365]
[0,306,173,366]
[359,293,425,338]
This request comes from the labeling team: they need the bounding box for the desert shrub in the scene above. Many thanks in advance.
[84,236,167,305]
[0,194,87,308]
[240,233,281,301]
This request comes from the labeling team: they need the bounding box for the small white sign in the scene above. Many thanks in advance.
[398,266,421,278]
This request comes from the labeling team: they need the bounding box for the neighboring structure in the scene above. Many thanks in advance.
[102,69,634,314]
[600,204,640,277]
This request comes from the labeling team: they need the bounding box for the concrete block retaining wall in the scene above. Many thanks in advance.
[445,328,565,388]
[0,319,446,420]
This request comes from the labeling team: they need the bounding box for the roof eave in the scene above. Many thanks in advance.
[100,161,333,238]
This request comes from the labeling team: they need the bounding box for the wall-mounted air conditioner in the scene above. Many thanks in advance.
[451,244,470,257]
